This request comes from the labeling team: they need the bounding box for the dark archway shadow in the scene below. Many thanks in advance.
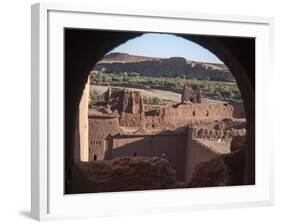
[64,29,255,193]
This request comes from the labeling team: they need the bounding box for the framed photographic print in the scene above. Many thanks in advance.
[31,2,274,221]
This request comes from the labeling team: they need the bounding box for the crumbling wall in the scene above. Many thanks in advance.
[88,117,120,139]
[164,104,233,120]
[88,116,120,160]
[119,112,143,127]
[192,127,246,142]
[120,104,234,128]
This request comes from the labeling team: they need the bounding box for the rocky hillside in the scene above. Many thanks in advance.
[94,53,234,82]
[100,52,159,63]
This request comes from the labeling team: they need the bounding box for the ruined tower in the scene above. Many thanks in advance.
[181,84,201,104]
[121,89,143,114]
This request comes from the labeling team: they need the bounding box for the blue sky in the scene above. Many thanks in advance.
[109,33,223,64]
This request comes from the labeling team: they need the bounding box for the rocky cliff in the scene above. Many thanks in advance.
[94,53,234,82]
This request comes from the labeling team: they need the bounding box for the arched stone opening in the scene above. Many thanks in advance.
[65,29,254,193]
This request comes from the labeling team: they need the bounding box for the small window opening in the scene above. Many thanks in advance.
[94,154,97,160]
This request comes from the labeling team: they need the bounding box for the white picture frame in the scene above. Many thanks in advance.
[31,2,274,221]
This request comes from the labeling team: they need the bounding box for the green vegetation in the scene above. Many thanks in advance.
[89,89,100,107]
[143,96,167,105]
[90,71,241,102]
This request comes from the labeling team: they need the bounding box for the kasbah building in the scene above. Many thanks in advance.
[78,81,246,181]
